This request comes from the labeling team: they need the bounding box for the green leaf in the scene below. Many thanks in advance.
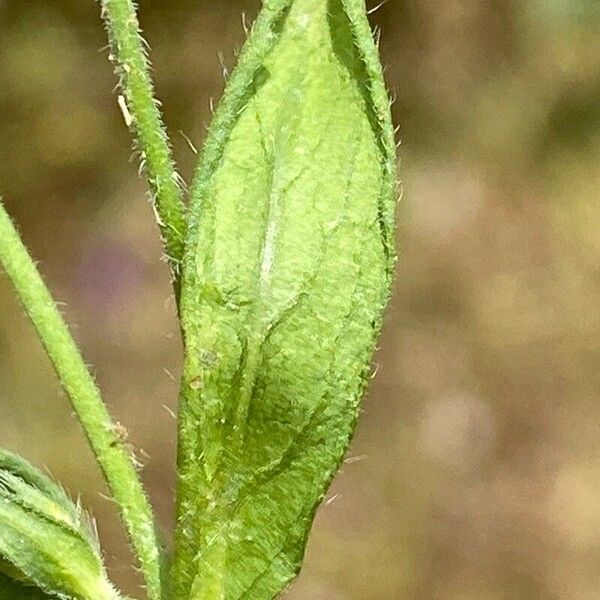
[173,0,397,598]
[0,451,121,600]
[0,451,93,539]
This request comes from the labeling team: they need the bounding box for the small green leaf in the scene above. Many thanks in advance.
[0,451,121,600]
[0,450,73,507]
[0,452,93,541]
[173,0,397,598]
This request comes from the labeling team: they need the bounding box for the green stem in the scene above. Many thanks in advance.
[0,201,162,600]
[100,0,187,286]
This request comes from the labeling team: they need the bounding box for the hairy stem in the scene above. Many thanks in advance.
[100,0,187,286]
[0,201,162,600]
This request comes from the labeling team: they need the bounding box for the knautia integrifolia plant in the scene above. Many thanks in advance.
[0,0,397,598]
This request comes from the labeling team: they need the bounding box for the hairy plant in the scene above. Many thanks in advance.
[0,1,397,599]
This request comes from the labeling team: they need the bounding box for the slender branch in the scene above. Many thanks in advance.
[100,0,187,285]
[0,201,162,600]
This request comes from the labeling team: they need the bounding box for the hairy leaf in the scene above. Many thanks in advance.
[0,451,120,600]
[173,0,397,598]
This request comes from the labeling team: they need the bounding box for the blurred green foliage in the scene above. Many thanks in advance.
[1,1,600,598]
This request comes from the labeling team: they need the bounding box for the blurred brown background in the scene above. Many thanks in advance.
[1,0,600,598]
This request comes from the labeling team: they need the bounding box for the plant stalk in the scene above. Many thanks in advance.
[0,201,162,600]
[100,0,187,288]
